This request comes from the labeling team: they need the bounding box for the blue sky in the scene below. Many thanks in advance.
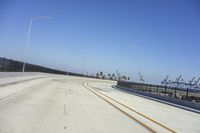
[0,0,200,83]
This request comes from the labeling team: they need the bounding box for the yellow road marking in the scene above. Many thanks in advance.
[85,82,177,133]
[83,82,156,133]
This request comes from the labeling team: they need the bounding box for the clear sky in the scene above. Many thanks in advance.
[0,0,200,83]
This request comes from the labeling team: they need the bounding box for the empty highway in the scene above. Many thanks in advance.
[0,73,199,133]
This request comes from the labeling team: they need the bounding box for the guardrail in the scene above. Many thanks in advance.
[117,80,200,102]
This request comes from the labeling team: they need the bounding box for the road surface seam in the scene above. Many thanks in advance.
[0,88,27,101]
[83,82,156,133]
[0,77,46,88]
[0,79,49,101]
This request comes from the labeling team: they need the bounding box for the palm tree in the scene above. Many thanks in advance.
[123,76,127,80]
[96,73,99,78]
[100,71,103,79]
[100,71,103,76]
[111,74,116,80]
[108,74,111,80]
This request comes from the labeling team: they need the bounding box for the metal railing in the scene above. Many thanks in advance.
[118,80,200,102]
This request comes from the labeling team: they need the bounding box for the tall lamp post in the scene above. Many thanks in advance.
[81,57,87,75]
[22,17,51,74]
[130,44,144,82]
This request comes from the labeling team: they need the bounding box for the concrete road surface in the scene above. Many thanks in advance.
[0,73,199,133]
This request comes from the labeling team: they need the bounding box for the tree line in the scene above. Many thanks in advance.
[96,71,130,81]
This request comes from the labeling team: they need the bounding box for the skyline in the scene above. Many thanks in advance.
[0,0,200,83]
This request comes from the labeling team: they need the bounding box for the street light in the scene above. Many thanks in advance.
[116,70,120,81]
[130,44,144,82]
[81,57,87,75]
[22,17,51,74]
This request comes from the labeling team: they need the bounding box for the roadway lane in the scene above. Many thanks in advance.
[0,74,150,133]
[89,81,200,133]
